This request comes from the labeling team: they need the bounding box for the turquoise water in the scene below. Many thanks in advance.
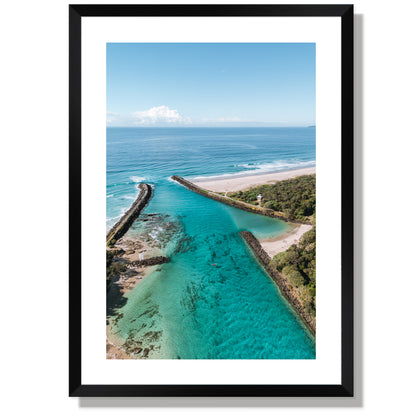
[107,127,315,359]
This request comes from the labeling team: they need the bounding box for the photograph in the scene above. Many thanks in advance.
[105,42,317,360]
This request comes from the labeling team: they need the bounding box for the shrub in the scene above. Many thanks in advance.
[228,174,315,221]
[272,246,300,270]
[298,286,313,305]
[282,265,305,287]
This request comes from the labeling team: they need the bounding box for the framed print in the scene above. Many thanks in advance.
[69,4,353,397]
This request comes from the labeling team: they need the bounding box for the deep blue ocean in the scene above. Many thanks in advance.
[107,127,316,359]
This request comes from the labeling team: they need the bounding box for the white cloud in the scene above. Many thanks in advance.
[107,106,191,126]
[132,106,189,125]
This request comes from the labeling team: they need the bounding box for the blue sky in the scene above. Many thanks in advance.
[107,43,315,127]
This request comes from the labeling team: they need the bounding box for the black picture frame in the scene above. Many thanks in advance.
[69,4,353,397]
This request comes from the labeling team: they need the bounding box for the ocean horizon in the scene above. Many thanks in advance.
[107,127,316,359]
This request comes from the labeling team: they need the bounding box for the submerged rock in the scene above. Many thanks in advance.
[131,256,169,267]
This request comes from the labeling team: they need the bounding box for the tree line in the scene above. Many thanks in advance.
[229,174,315,222]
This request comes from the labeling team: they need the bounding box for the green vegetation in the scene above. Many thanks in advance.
[229,174,315,221]
[270,226,316,316]
[234,174,316,319]
[107,237,116,248]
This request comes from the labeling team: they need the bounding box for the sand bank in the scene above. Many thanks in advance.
[193,166,316,193]
[259,224,313,258]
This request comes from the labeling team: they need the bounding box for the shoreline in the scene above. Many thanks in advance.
[106,237,165,360]
[193,166,316,193]
[106,333,134,360]
[171,175,310,225]
[106,321,159,359]
[240,231,316,335]
[259,224,313,258]
[106,185,173,360]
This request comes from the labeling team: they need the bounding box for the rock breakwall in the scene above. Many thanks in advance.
[131,256,169,267]
[171,175,309,224]
[106,183,153,246]
[240,230,316,336]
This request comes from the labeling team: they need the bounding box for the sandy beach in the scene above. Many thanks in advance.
[193,167,315,256]
[260,224,313,258]
[194,166,316,193]
[106,335,133,359]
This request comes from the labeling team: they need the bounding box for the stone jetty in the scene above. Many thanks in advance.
[171,175,310,224]
[240,230,316,336]
[106,183,153,246]
[130,256,169,267]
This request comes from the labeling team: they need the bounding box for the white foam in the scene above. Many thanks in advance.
[149,230,159,239]
[130,175,146,183]
[238,160,315,174]
[106,213,123,223]
[106,206,129,225]
[191,160,315,181]
[106,212,125,230]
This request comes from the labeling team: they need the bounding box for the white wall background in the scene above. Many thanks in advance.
[1,0,415,415]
